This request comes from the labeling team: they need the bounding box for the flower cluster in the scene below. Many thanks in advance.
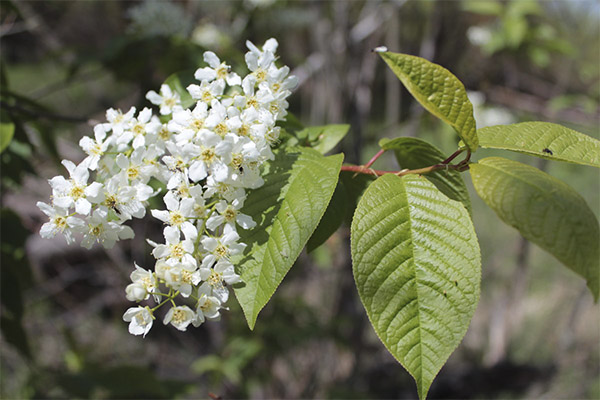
[38,38,297,337]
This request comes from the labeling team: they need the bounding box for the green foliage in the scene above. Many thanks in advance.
[380,137,472,214]
[234,147,343,329]
[0,122,14,153]
[295,124,350,154]
[470,157,599,300]
[306,182,348,253]
[351,174,481,400]
[378,51,479,151]
[477,122,600,168]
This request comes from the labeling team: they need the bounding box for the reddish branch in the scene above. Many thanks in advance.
[341,148,471,177]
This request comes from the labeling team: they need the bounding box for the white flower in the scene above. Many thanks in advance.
[163,305,195,331]
[115,147,157,184]
[80,208,134,249]
[199,260,240,302]
[106,107,136,136]
[49,160,103,215]
[193,287,223,326]
[188,129,232,182]
[168,102,209,143]
[194,51,241,86]
[125,263,158,302]
[146,84,181,115]
[117,107,161,149]
[79,124,112,171]
[187,80,225,104]
[206,198,255,231]
[200,224,246,267]
[152,226,197,265]
[123,306,154,337]
[37,201,85,244]
[245,38,278,83]
[151,191,198,237]
[161,261,201,298]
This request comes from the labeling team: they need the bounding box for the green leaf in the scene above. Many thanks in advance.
[0,122,15,153]
[477,122,600,168]
[306,182,348,253]
[380,137,472,215]
[234,147,343,329]
[163,70,196,109]
[339,170,377,226]
[297,124,350,154]
[351,174,481,399]
[470,157,599,300]
[378,51,478,151]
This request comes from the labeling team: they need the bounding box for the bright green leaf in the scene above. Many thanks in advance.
[477,122,600,168]
[163,70,196,109]
[234,147,343,329]
[306,182,348,253]
[378,52,479,151]
[0,122,15,153]
[297,124,350,154]
[470,157,599,300]
[351,174,481,399]
[380,137,472,215]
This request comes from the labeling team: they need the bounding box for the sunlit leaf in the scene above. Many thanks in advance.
[306,182,348,253]
[470,157,599,300]
[380,137,471,214]
[378,51,478,151]
[234,147,343,329]
[0,122,15,153]
[477,122,600,168]
[351,174,481,399]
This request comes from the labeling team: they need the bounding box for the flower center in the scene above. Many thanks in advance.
[215,244,228,259]
[208,270,224,288]
[201,147,216,164]
[132,123,145,136]
[201,90,213,103]
[159,126,171,140]
[181,270,193,284]
[171,243,185,259]
[172,309,186,324]
[169,211,185,226]
[192,118,204,131]
[69,183,85,200]
[127,166,140,180]
[90,224,103,237]
[231,154,243,168]
[223,206,236,222]
[216,65,228,80]
[164,97,177,108]
[53,216,67,229]
[255,69,267,82]
[215,122,227,137]
[246,97,258,108]
[238,124,250,136]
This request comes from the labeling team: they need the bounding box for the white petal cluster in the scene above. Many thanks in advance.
[38,38,296,337]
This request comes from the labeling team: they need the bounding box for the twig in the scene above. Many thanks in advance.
[0,100,90,124]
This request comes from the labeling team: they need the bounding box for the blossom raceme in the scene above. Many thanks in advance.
[38,38,296,337]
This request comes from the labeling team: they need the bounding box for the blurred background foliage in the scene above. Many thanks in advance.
[0,0,598,398]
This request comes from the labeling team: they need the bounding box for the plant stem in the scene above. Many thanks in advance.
[364,149,385,168]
